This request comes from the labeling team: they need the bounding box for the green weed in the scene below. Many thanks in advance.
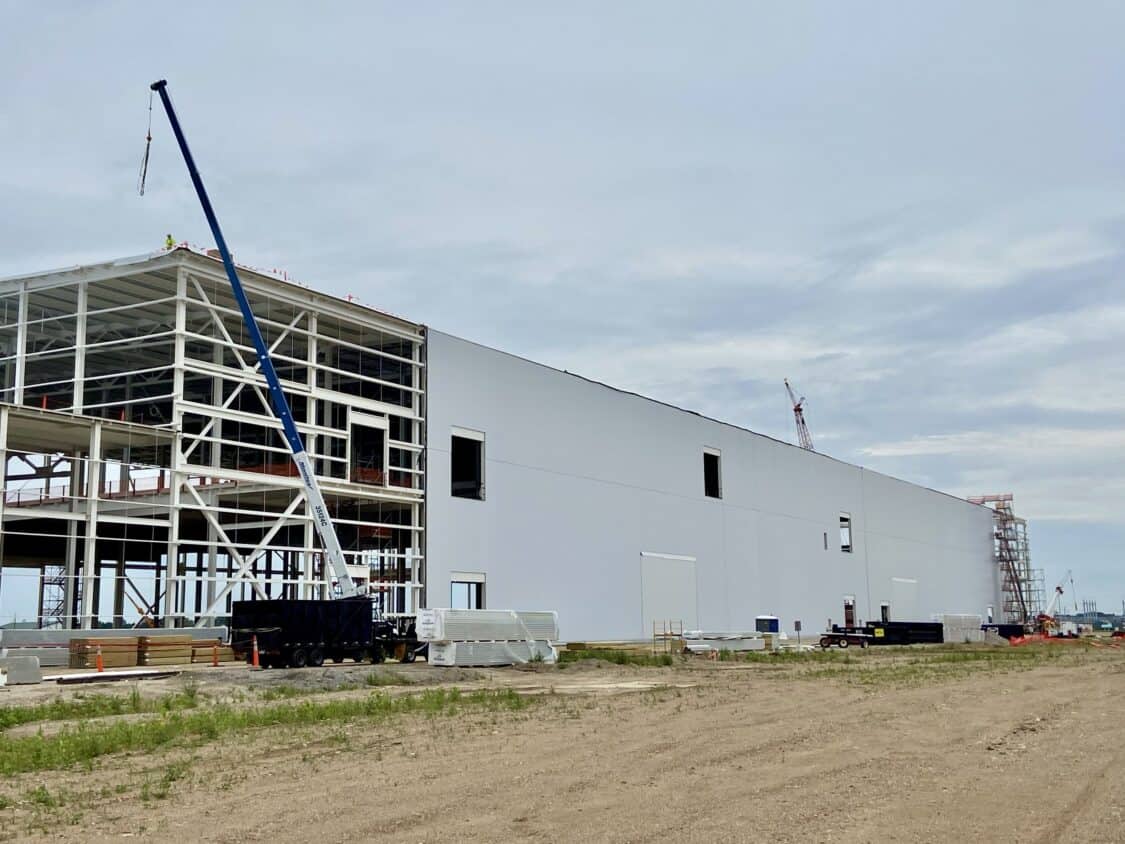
[25,786,58,808]
[258,684,305,701]
[0,688,200,731]
[559,649,676,667]
[364,671,415,687]
[0,688,530,775]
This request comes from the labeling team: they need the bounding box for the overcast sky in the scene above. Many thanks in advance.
[2,2,1123,615]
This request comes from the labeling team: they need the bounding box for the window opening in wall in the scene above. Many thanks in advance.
[451,430,485,499]
[880,602,891,623]
[839,513,853,552]
[451,580,485,609]
[823,532,828,550]
[843,595,857,627]
[349,414,387,486]
[703,449,721,499]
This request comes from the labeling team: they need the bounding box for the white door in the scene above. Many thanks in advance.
[640,552,698,637]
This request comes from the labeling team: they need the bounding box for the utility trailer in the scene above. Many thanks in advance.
[231,598,423,668]
[818,630,873,649]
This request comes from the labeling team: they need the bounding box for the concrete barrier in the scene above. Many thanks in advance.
[0,655,43,684]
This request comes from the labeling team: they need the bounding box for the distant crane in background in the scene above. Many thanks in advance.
[784,378,814,451]
[1035,568,1073,633]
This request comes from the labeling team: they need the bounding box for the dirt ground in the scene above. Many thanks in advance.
[1,645,1123,842]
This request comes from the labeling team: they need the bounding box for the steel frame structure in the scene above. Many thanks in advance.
[0,248,426,629]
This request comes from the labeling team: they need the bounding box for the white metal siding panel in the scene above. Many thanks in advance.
[425,330,999,641]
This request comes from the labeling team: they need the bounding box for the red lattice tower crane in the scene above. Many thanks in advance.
[784,378,815,451]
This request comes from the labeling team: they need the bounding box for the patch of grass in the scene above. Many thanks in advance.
[364,671,415,687]
[737,649,850,664]
[0,795,11,810]
[141,760,190,802]
[256,672,413,700]
[0,686,201,732]
[559,649,676,667]
[25,786,59,809]
[799,642,1097,687]
[258,684,305,701]
[0,688,531,776]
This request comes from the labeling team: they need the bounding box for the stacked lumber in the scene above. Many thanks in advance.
[190,639,237,664]
[138,635,193,666]
[69,637,138,669]
[2,627,230,668]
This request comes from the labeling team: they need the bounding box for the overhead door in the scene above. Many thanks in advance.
[640,552,698,637]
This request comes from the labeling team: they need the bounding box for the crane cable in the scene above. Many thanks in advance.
[137,90,153,196]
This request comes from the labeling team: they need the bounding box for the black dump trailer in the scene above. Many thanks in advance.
[231,598,421,668]
[826,620,945,647]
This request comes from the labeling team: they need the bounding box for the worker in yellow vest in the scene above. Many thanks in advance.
[165,233,175,250]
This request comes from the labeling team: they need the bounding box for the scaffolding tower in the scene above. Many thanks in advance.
[968,494,1043,626]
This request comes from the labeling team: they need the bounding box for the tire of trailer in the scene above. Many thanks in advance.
[370,646,385,664]
[819,637,831,649]
[292,648,309,668]
[860,640,869,649]
[309,647,325,668]
[331,656,344,664]
[838,638,849,649]
[401,647,417,664]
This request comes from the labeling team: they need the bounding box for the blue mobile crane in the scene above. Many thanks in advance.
[149,79,360,600]
[150,80,424,665]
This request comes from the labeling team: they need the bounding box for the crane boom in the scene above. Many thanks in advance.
[149,79,359,599]
[1043,569,1072,619]
[784,378,815,451]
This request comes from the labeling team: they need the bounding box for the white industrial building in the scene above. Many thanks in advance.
[0,248,1000,640]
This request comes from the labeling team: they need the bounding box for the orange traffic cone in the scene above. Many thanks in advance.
[251,634,260,669]
[212,643,219,668]
[95,644,104,672]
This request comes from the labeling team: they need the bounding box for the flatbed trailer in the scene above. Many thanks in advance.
[231,598,423,668]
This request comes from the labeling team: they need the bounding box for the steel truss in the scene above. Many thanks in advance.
[0,249,426,628]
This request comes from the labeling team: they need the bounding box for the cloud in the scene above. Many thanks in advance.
[860,427,1125,460]
[853,226,1117,290]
